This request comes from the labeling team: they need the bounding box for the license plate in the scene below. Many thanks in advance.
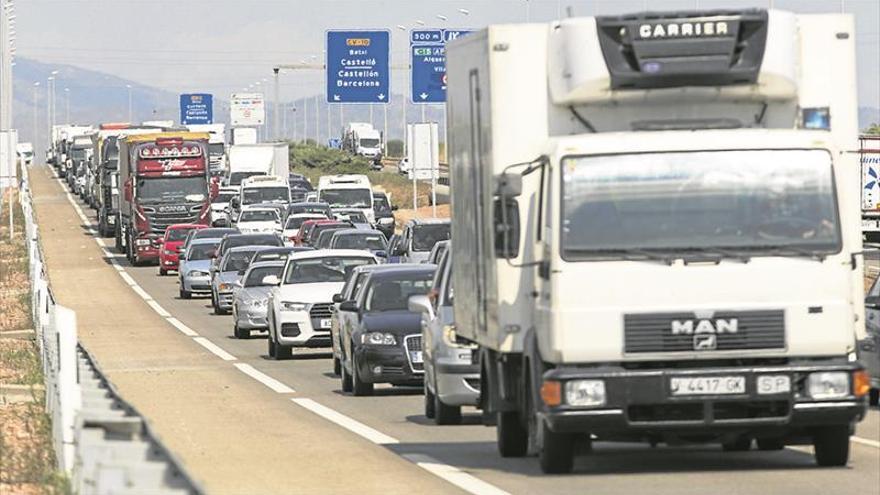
[320,318,332,329]
[670,376,745,396]
[757,375,790,395]
[410,351,423,364]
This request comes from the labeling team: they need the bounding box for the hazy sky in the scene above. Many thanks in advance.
[14,0,880,107]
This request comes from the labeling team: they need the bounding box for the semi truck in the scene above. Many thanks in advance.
[186,123,227,176]
[860,135,880,242]
[342,122,383,164]
[224,142,289,190]
[117,132,212,265]
[447,9,869,473]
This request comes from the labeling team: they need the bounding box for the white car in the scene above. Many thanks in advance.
[282,213,327,245]
[267,250,377,359]
[397,157,411,175]
[236,207,281,234]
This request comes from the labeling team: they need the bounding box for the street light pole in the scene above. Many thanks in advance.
[32,82,39,153]
[273,67,280,141]
[64,87,70,123]
[314,95,319,146]
[126,84,132,123]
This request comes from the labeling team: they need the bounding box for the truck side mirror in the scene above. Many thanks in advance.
[494,173,522,198]
[494,198,520,259]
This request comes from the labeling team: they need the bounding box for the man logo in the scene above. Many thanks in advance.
[671,318,738,335]
[693,334,717,351]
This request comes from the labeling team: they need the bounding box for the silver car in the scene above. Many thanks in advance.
[178,238,221,299]
[863,278,880,406]
[211,246,271,315]
[232,261,286,339]
[409,248,479,424]
[392,218,451,264]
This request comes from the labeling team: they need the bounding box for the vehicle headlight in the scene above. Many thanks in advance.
[219,283,233,292]
[564,380,606,407]
[807,372,849,400]
[251,299,266,308]
[188,270,209,277]
[441,325,470,348]
[280,301,309,312]
[378,217,394,225]
[361,332,397,346]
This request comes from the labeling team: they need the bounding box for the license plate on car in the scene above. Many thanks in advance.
[320,318,332,329]
[410,351,423,364]
[670,376,745,396]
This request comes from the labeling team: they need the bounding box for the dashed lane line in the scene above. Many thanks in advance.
[193,337,238,361]
[402,454,512,495]
[166,317,199,337]
[233,363,296,394]
[291,398,399,445]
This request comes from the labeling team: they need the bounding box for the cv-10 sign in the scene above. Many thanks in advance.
[326,30,390,104]
[411,29,472,104]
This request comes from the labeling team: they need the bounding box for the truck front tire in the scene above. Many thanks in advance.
[539,419,575,474]
[813,426,850,467]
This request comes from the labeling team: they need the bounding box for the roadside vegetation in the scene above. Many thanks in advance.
[0,184,69,495]
[288,142,437,210]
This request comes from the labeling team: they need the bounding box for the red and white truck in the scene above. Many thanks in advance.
[117,132,212,265]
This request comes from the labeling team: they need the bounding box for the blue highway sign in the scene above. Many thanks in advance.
[179,93,213,125]
[410,28,471,104]
[326,30,390,104]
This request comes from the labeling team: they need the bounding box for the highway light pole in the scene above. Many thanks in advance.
[273,67,280,140]
[32,82,39,151]
[64,87,70,123]
[126,84,132,123]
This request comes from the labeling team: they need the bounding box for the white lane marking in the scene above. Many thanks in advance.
[95,237,106,247]
[193,337,237,361]
[131,284,152,301]
[112,263,124,272]
[146,299,171,318]
[402,454,511,495]
[119,271,137,286]
[233,363,296,394]
[166,317,199,337]
[851,436,880,449]
[291,398,399,445]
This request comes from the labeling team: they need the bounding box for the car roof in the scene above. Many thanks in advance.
[191,237,221,245]
[224,233,278,241]
[434,240,451,248]
[196,228,239,237]
[288,249,378,261]
[407,218,451,226]
[364,264,436,280]
[227,245,271,254]
[288,202,329,209]
[248,260,287,269]
[240,206,278,213]
[333,228,382,236]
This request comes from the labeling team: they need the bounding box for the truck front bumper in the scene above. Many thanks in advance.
[540,361,867,439]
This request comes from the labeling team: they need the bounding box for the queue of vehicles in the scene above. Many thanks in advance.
[43,6,880,478]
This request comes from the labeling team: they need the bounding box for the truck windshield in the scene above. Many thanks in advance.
[319,189,372,208]
[412,224,451,251]
[137,176,207,204]
[560,149,840,260]
[243,187,289,204]
[360,139,380,148]
[229,171,265,186]
[71,148,88,161]
[284,256,375,284]
[208,143,224,157]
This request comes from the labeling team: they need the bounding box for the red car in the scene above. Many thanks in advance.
[158,224,208,275]
[293,219,337,246]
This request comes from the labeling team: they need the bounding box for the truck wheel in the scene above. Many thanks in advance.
[756,438,785,451]
[234,324,249,339]
[435,394,462,425]
[424,387,436,419]
[870,388,879,406]
[813,426,849,467]
[351,352,373,396]
[539,419,575,474]
[179,287,191,300]
[332,356,341,376]
[159,268,167,276]
[274,341,292,360]
[497,411,528,457]
[722,436,752,452]
[268,336,277,358]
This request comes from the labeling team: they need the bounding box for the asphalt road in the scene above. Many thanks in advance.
[54,174,880,495]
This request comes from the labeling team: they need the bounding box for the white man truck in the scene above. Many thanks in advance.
[342,122,383,164]
[318,174,375,224]
[447,9,869,473]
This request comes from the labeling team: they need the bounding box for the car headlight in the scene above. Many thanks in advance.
[807,372,849,400]
[564,380,606,407]
[250,299,266,308]
[280,301,309,312]
[360,332,397,346]
[188,270,209,277]
[219,283,233,292]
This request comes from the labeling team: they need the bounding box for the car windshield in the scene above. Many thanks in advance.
[290,204,330,216]
[240,210,278,222]
[137,176,207,204]
[208,143,224,157]
[245,265,283,287]
[373,195,391,213]
[360,138,380,148]
[188,242,218,261]
[228,171,264,186]
[560,150,841,260]
[243,187,289,204]
[412,224,451,251]
[222,250,257,272]
[317,229,346,249]
[333,233,387,251]
[319,189,372,208]
[194,229,237,241]
[365,275,434,312]
[284,256,375,284]
[166,228,194,242]
[213,192,235,204]
[289,179,313,191]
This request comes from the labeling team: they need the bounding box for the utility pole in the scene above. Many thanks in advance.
[32,82,39,152]
[314,95,319,146]
[64,88,70,123]
[273,67,280,140]
[126,84,133,123]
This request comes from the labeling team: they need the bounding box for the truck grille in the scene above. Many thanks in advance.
[404,334,424,372]
[624,310,785,354]
[142,205,202,235]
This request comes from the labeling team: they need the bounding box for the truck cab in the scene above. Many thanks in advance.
[447,9,869,473]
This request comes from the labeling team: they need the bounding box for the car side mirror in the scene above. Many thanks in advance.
[339,301,358,312]
[407,294,434,319]
[262,275,280,286]
[231,197,240,209]
[332,293,344,303]
[391,205,399,211]
[375,250,387,258]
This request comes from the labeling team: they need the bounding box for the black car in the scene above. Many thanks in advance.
[373,192,397,238]
[289,177,314,202]
[339,264,436,395]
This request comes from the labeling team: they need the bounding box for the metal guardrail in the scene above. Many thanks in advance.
[19,164,204,495]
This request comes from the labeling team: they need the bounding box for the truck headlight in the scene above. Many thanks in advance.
[564,380,606,407]
[280,301,309,312]
[807,372,850,400]
[360,332,397,346]
[188,270,209,277]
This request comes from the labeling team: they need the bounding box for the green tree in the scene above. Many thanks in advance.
[865,123,880,136]
[386,139,404,158]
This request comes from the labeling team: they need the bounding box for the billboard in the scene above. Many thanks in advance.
[326,30,390,104]
[230,93,265,126]
[179,93,214,125]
